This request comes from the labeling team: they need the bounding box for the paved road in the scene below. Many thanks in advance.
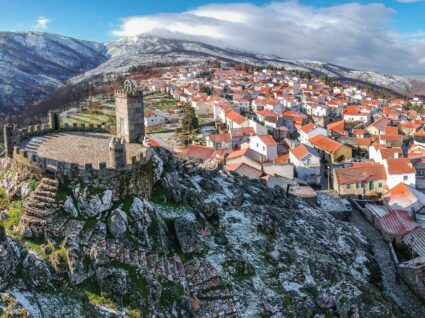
[349,208,425,317]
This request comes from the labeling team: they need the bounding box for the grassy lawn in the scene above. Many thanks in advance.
[145,93,178,111]
[146,124,167,134]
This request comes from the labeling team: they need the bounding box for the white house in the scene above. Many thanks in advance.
[225,111,249,129]
[298,123,328,145]
[289,144,321,185]
[343,106,371,124]
[311,105,328,117]
[383,158,416,189]
[206,133,232,150]
[234,97,250,111]
[144,112,166,127]
[248,119,268,136]
[191,98,211,116]
[368,145,402,163]
[249,135,278,161]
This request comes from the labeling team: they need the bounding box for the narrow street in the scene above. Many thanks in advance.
[349,207,425,317]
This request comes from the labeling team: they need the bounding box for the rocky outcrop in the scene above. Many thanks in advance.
[0,226,20,290]
[0,293,30,318]
[174,217,202,254]
[107,208,128,239]
[22,251,52,289]
[0,148,406,317]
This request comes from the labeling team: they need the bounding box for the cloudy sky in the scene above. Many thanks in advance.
[1,0,425,75]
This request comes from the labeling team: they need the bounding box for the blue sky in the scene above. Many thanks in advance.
[0,0,424,75]
[0,0,423,41]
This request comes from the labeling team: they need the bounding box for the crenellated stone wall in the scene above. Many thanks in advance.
[12,145,154,199]
[18,122,110,142]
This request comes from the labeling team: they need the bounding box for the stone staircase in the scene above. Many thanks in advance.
[185,259,238,317]
[19,178,61,239]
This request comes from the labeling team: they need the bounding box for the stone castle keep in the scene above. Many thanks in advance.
[1,80,153,198]
[115,79,145,143]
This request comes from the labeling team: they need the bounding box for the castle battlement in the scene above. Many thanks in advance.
[114,89,143,98]
[13,143,152,175]
[4,80,153,198]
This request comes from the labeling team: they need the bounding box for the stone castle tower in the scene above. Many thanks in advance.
[115,80,144,143]
[109,137,126,169]
[3,125,19,157]
[48,111,60,131]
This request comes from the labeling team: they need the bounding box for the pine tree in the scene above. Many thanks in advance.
[181,107,199,133]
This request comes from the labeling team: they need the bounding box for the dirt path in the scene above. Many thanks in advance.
[349,208,425,317]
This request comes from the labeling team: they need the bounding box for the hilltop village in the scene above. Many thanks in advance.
[1,66,425,316]
[138,66,425,303]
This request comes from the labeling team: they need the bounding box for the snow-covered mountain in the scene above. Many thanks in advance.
[0,32,106,110]
[72,34,413,95]
[0,32,420,110]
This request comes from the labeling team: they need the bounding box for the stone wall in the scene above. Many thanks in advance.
[18,122,110,142]
[12,146,154,199]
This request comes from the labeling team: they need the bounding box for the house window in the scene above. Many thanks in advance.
[379,183,383,188]
[403,175,408,181]
[356,183,361,189]
[346,184,351,190]
[263,146,265,151]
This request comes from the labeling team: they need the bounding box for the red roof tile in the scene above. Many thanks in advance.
[184,145,215,161]
[258,135,277,146]
[309,135,342,154]
[334,162,386,185]
[226,111,247,125]
[299,123,317,134]
[376,210,418,236]
[386,158,416,175]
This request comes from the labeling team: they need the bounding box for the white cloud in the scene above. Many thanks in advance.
[35,16,50,30]
[396,0,423,3]
[112,1,425,76]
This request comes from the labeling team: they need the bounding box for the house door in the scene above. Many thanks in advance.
[369,181,374,190]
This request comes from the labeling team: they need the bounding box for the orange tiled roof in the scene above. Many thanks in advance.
[299,123,317,134]
[258,134,277,146]
[327,120,345,135]
[226,111,247,125]
[352,129,365,136]
[274,154,290,164]
[256,109,275,117]
[379,134,403,142]
[384,126,399,135]
[386,158,416,175]
[289,144,319,161]
[415,128,425,137]
[208,133,232,143]
[380,147,403,160]
[309,135,342,154]
[334,162,386,185]
[184,145,215,161]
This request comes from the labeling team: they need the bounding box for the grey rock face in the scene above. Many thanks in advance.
[22,251,52,289]
[96,267,129,297]
[107,208,128,239]
[174,217,201,254]
[66,239,91,284]
[0,293,30,318]
[0,239,20,290]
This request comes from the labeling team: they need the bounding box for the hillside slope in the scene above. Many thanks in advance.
[0,32,418,110]
[0,32,106,110]
[0,149,405,317]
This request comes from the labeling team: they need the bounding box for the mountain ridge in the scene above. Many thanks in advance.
[0,31,422,110]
